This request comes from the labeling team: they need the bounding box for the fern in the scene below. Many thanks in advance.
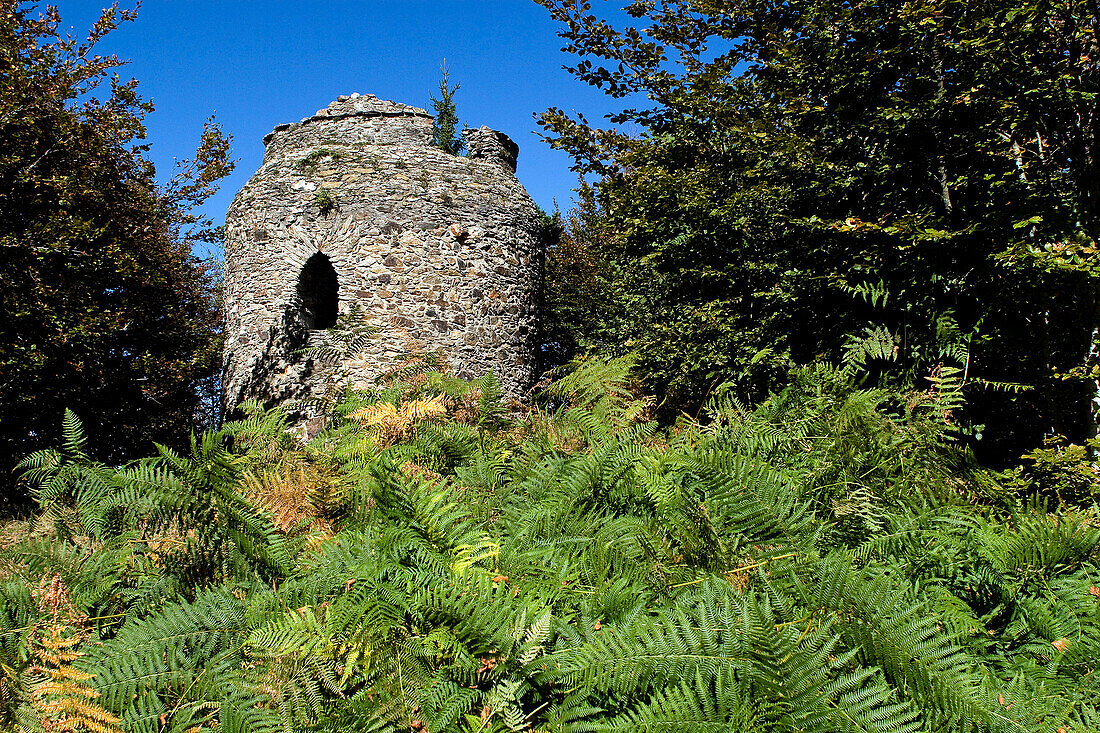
[81,586,262,731]
[10,354,1100,731]
[25,575,121,733]
[795,555,997,731]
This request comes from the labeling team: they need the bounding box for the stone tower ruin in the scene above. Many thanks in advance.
[222,94,543,414]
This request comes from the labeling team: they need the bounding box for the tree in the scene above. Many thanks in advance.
[0,2,234,502]
[430,59,464,155]
[535,0,1100,462]
[539,181,615,370]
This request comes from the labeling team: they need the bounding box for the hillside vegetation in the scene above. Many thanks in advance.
[3,2,1100,731]
[2,354,1099,732]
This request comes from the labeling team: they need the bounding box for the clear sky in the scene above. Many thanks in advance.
[56,1,635,253]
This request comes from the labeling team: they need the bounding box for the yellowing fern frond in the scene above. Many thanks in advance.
[350,401,399,427]
[404,395,447,421]
[349,395,449,446]
[29,575,121,733]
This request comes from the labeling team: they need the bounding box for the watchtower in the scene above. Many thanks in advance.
[222,94,542,413]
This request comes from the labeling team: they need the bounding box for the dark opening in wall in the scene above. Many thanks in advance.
[297,253,338,329]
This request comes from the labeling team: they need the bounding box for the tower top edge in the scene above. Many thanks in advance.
[263,93,432,145]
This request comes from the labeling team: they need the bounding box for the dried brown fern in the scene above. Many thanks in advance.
[242,461,343,535]
[28,575,121,733]
[451,388,483,426]
[400,461,444,486]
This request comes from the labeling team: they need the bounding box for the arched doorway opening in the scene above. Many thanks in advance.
[297,253,338,330]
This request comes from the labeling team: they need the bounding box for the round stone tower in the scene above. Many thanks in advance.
[222,94,542,413]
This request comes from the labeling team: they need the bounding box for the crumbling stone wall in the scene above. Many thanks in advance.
[222,94,543,413]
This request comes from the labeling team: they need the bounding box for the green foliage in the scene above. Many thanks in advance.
[3,355,1100,730]
[539,182,614,368]
[430,60,465,156]
[0,3,234,502]
[536,0,1100,461]
[297,147,342,170]
[313,186,338,215]
[1015,436,1100,506]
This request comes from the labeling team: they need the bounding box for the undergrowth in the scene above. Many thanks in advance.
[1,355,1098,732]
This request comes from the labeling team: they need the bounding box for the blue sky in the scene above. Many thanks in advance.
[57,1,638,252]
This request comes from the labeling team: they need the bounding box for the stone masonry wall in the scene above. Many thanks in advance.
[222,93,543,414]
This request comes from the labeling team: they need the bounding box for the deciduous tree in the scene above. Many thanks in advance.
[536,0,1100,461]
[0,2,234,502]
